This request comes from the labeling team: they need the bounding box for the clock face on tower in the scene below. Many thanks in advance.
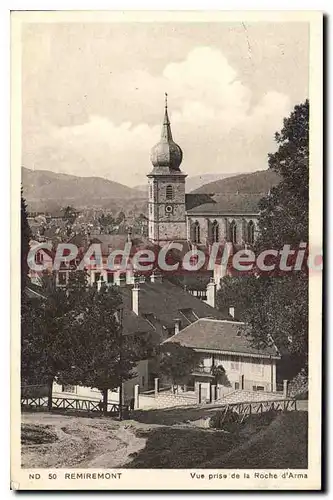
[165,205,173,214]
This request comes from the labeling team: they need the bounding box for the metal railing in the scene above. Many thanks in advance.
[194,366,214,374]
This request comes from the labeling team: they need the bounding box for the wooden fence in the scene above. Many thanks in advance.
[216,398,297,425]
[21,396,128,415]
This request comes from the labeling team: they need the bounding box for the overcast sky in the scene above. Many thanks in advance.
[22,22,309,186]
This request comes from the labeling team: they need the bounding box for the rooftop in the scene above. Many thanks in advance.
[119,280,227,331]
[186,193,265,215]
[164,318,280,358]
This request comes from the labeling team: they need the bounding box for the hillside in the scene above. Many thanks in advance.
[22,168,145,212]
[134,172,243,194]
[191,169,281,195]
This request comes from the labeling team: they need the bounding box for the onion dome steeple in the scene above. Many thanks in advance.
[150,93,183,171]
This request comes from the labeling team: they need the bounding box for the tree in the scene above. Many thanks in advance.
[21,189,31,291]
[21,269,144,413]
[211,365,231,388]
[98,213,115,233]
[216,275,259,322]
[217,100,309,373]
[115,211,125,225]
[21,289,69,408]
[58,283,151,415]
[62,205,78,225]
[21,270,89,409]
[256,100,309,250]
[158,343,199,392]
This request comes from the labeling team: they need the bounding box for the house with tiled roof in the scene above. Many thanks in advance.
[116,278,229,398]
[164,318,281,402]
[30,273,229,405]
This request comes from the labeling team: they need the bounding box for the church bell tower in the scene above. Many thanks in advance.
[147,94,187,244]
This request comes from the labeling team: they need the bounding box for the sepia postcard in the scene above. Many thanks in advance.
[11,10,323,490]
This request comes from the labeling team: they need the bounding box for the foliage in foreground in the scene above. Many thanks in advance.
[21,271,152,412]
[217,100,309,372]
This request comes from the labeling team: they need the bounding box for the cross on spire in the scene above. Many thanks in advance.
[162,93,171,134]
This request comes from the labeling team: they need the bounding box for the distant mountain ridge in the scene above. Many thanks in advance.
[22,167,145,211]
[22,167,281,214]
[191,169,281,195]
[133,172,243,194]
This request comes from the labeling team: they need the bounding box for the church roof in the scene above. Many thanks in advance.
[186,193,265,215]
[149,95,184,173]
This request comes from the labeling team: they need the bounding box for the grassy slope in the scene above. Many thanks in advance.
[128,411,308,469]
[21,410,308,469]
[128,427,237,468]
[205,411,308,469]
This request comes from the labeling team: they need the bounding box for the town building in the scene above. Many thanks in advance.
[164,317,281,402]
[24,96,284,409]
[25,274,232,406]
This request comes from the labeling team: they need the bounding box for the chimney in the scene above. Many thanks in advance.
[206,278,217,308]
[120,274,127,287]
[151,269,163,283]
[174,318,181,335]
[126,269,134,284]
[229,306,235,319]
[132,283,140,316]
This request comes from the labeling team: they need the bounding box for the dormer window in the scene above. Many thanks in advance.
[166,185,173,200]
[179,308,198,324]
[35,251,44,265]
[58,271,67,286]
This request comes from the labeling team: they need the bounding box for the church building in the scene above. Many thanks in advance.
[147,94,187,244]
[147,95,263,250]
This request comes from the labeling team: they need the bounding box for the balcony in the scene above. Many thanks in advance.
[192,365,214,377]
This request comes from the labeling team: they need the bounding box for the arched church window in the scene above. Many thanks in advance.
[149,185,153,199]
[229,220,237,244]
[248,220,255,245]
[212,220,219,243]
[166,185,173,200]
[193,221,201,244]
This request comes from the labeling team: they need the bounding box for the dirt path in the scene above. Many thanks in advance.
[21,409,308,469]
[21,413,147,468]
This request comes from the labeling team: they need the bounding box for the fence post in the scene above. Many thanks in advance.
[197,383,202,404]
[211,384,216,402]
[134,384,140,409]
[283,380,288,398]
[154,377,159,397]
